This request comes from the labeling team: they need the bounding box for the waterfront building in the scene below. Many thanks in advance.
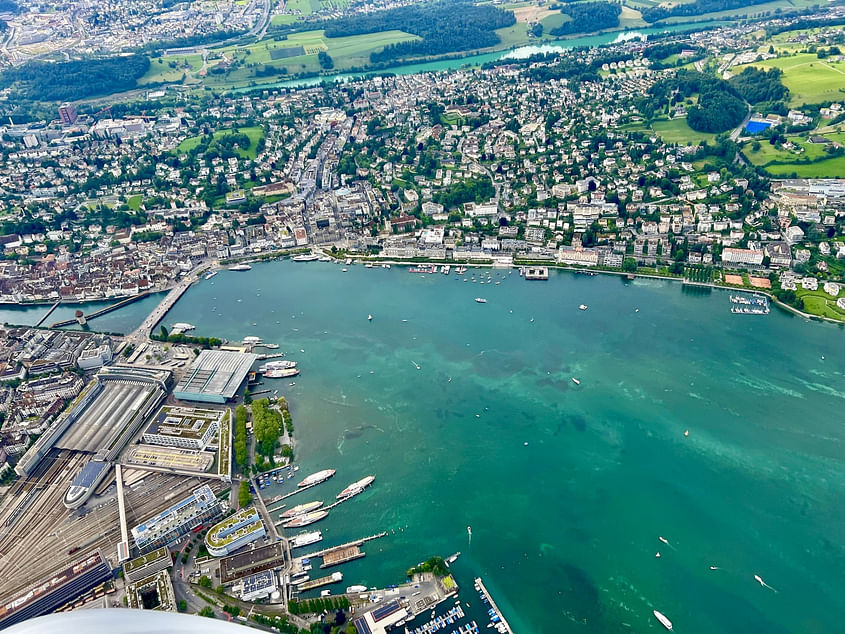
[205,507,265,557]
[131,484,223,552]
[173,350,257,404]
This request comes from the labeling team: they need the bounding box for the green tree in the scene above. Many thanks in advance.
[178,599,188,612]
[198,575,212,588]
[199,606,215,618]
[622,258,638,273]
[239,480,253,507]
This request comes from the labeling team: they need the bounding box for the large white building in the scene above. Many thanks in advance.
[141,406,222,450]
[205,507,265,557]
[721,247,764,266]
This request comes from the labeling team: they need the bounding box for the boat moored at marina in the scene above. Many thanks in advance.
[292,253,320,262]
[290,531,323,549]
[282,510,329,528]
[204,271,218,280]
[281,500,324,518]
[298,469,336,487]
[228,264,252,271]
[336,475,375,499]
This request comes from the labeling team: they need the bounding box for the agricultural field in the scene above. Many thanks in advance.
[734,53,845,106]
[650,117,717,145]
[197,29,417,88]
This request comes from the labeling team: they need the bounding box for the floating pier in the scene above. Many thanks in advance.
[320,544,365,568]
[302,532,387,559]
[523,266,549,280]
[297,572,343,591]
[475,577,514,634]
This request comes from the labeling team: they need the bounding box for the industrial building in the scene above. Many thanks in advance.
[16,365,170,477]
[173,350,257,403]
[0,550,112,629]
[141,406,223,450]
[131,484,223,552]
[205,507,265,557]
[220,542,285,584]
[237,570,277,602]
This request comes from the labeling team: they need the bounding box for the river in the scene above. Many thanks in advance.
[235,20,727,92]
[91,260,845,633]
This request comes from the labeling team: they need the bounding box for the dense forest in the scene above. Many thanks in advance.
[728,67,788,104]
[642,0,771,23]
[549,1,621,37]
[0,54,150,101]
[643,70,747,133]
[435,176,494,209]
[688,90,746,132]
[318,1,515,63]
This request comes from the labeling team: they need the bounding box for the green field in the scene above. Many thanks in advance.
[735,53,845,106]
[650,117,717,145]
[177,126,265,159]
[141,54,203,85]
[127,195,143,211]
[494,23,529,49]
[797,287,845,321]
[200,29,417,88]
[660,0,821,24]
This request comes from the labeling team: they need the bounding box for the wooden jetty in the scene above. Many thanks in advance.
[320,544,365,568]
[297,573,343,591]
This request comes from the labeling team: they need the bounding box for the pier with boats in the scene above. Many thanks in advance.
[474,577,514,634]
[729,294,770,315]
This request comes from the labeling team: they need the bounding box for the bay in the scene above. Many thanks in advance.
[155,261,845,633]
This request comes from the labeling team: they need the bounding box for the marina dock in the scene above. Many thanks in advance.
[523,266,549,280]
[320,544,365,568]
[475,577,514,634]
[297,572,343,591]
[301,532,387,559]
[265,482,323,509]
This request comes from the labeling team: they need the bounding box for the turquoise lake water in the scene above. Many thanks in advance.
[10,262,845,632]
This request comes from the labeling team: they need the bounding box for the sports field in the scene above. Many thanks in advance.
[734,53,845,106]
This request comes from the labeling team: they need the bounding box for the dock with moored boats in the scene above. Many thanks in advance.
[475,577,514,634]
